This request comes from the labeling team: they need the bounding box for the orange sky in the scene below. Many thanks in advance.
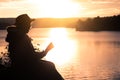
[0,0,120,18]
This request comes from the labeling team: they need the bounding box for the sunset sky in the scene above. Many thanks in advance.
[0,0,120,18]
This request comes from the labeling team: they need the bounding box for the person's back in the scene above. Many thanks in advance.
[5,14,35,67]
[6,27,41,79]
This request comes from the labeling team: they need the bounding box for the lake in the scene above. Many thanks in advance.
[0,28,120,80]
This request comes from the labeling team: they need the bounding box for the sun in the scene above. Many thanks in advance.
[27,0,81,18]
[44,28,76,65]
[42,0,80,18]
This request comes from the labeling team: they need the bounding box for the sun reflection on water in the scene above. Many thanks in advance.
[44,28,76,65]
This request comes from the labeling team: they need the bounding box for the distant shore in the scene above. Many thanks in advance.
[0,18,78,29]
[1,14,120,31]
[76,14,120,31]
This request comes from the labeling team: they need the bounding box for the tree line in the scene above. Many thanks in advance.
[76,14,120,31]
[0,18,78,29]
[0,18,15,29]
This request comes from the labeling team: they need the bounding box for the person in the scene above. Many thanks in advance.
[5,14,64,80]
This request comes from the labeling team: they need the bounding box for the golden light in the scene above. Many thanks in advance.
[44,28,76,65]
[27,0,81,18]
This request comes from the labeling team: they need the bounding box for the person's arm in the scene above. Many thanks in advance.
[34,42,54,59]
[35,51,46,59]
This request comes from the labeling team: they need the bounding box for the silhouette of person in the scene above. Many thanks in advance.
[5,14,64,80]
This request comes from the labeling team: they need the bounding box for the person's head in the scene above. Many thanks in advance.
[15,14,35,33]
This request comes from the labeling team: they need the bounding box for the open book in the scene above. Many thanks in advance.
[44,42,54,54]
[35,42,54,59]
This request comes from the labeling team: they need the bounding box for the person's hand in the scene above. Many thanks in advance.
[35,51,46,59]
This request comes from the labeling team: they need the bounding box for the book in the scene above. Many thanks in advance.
[44,42,54,53]
[35,42,54,59]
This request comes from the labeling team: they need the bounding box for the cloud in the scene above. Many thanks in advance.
[0,0,120,17]
[82,8,120,17]
[74,0,120,17]
[89,0,120,4]
[90,0,120,10]
[0,0,37,17]
[74,0,120,3]
[90,0,119,1]
[0,0,24,2]
[0,0,10,2]
[0,1,24,8]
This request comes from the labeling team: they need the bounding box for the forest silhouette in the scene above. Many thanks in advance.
[76,14,120,31]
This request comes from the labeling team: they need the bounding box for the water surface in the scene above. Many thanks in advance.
[0,28,120,80]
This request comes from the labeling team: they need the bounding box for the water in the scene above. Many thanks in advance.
[0,28,120,80]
